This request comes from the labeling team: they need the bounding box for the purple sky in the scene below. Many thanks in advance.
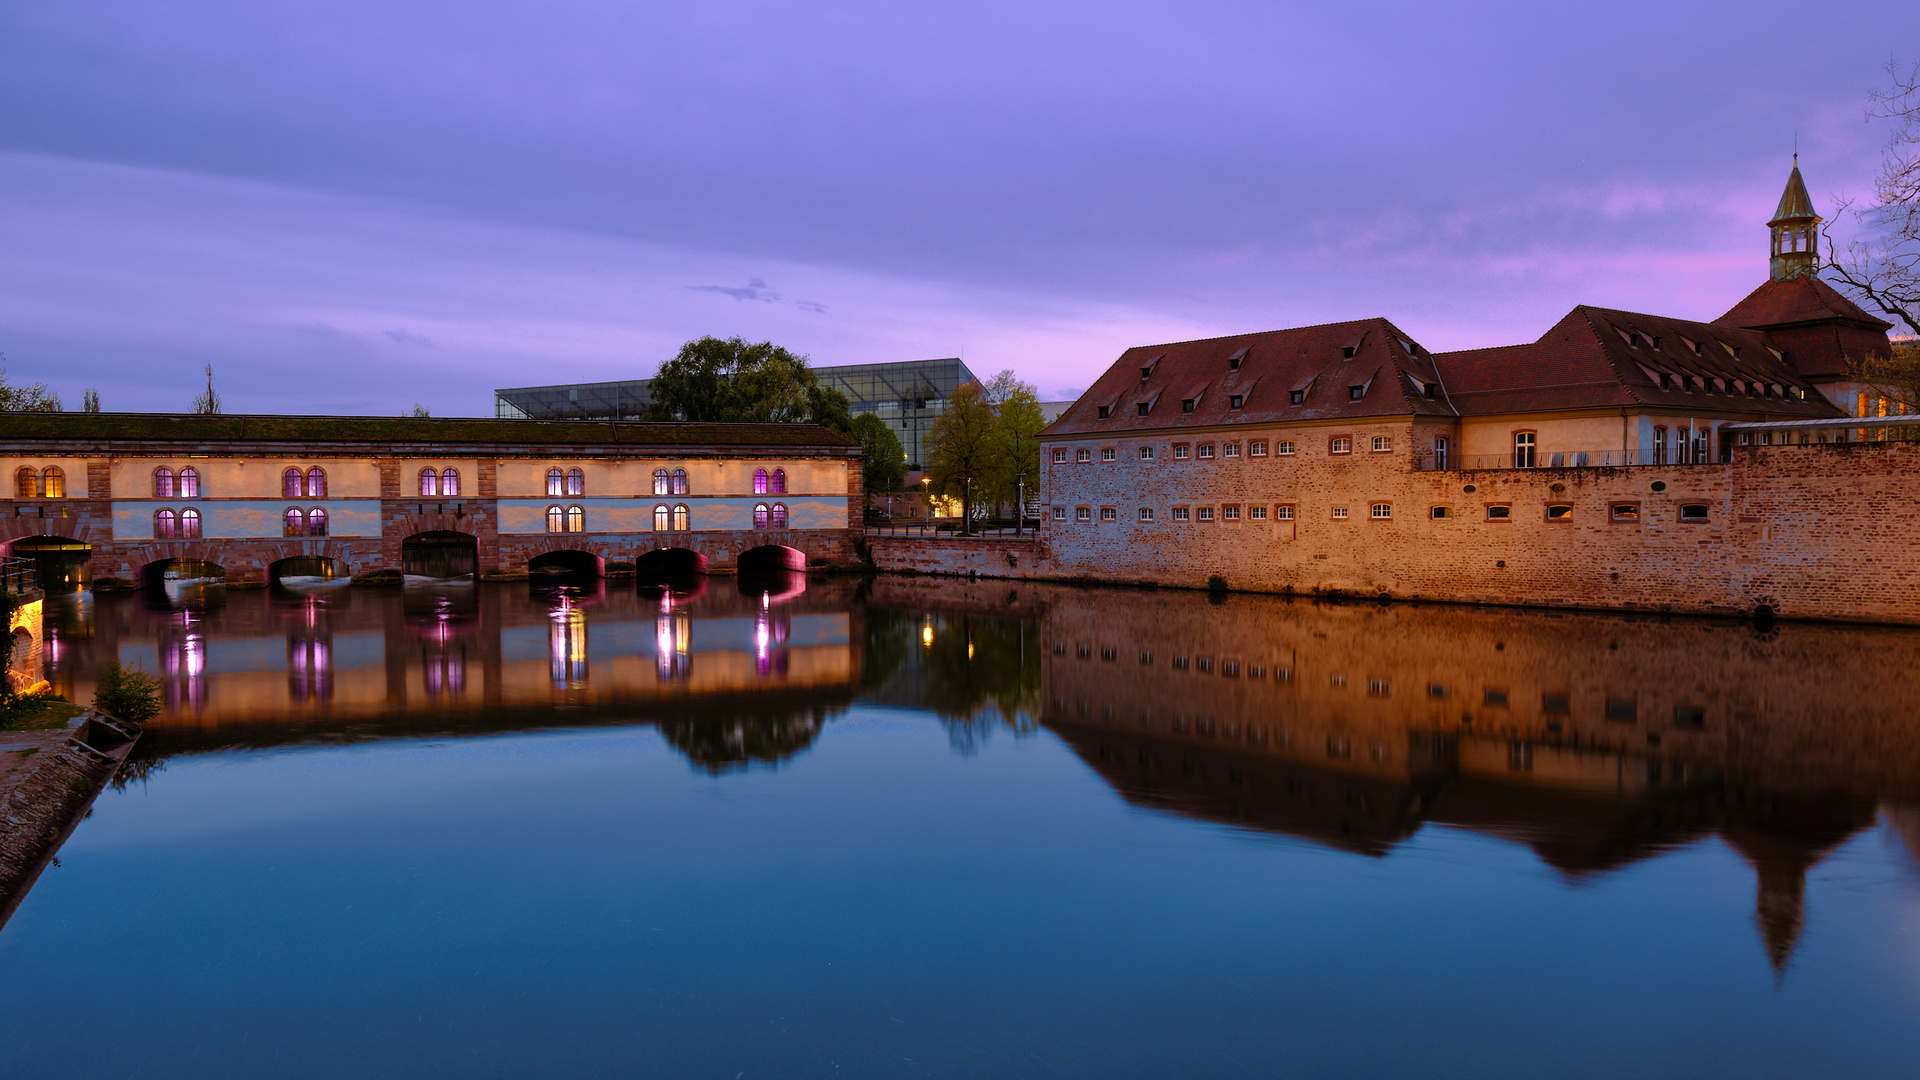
[1,1,1913,416]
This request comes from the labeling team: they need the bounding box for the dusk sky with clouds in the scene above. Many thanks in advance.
[1,1,1914,415]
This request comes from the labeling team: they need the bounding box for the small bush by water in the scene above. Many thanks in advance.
[93,662,162,724]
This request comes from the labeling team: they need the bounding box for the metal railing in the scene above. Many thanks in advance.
[0,557,38,595]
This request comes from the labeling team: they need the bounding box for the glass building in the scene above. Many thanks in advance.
[495,358,980,468]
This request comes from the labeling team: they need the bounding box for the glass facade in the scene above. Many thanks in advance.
[495,358,980,468]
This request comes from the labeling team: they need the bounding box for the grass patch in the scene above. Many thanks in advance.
[0,696,84,732]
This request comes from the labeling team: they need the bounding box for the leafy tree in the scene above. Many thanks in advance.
[850,413,906,504]
[0,359,62,411]
[991,384,1046,514]
[979,368,1026,405]
[93,661,163,724]
[923,381,1001,531]
[1827,60,1919,336]
[645,336,851,433]
[409,403,431,417]
[82,388,100,413]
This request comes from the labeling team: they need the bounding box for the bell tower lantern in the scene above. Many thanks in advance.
[1768,155,1821,281]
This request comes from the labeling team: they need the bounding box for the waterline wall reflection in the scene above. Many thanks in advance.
[1020,580,1920,971]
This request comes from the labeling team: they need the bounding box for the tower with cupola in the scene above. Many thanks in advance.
[1768,155,1820,281]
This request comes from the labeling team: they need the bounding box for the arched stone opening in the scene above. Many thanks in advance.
[141,558,226,590]
[269,555,351,587]
[737,544,806,573]
[530,549,606,579]
[636,547,709,603]
[402,530,478,580]
[4,536,93,593]
[737,545,808,603]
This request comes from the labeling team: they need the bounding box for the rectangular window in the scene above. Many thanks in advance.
[1431,505,1451,520]
[1172,507,1190,521]
[1372,436,1392,452]
[1181,399,1195,413]
[1330,438,1351,454]
[1249,506,1267,521]
[1547,504,1573,521]
[1076,506,1092,522]
[1197,507,1214,522]
[1139,445,1155,460]
[1484,689,1509,706]
[1348,386,1365,401]
[1229,394,1244,409]
[1137,402,1151,416]
[1076,448,1091,463]
[1101,448,1116,461]
[1331,506,1349,519]
[1198,444,1215,459]
[1051,506,1066,520]
[1137,507,1155,522]
[1289,389,1305,405]
[1100,507,1118,522]
[1223,505,1240,521]
[1514,431,1536,468]
[1223,443,1240,458]
[1275,505,1295,520]
[1680,503,1710,522]
[1276,441,1295,455]
[1611,503,1639,521]
[1606,698,1637,722]
[1052,449,1068,463]
[1097,405,1111,418]
[1433,437,1449,470]
[1173,444,1190,460]
[1370,503,1392,519]
[1249,441,1267,457]
[1486,505,1511,520]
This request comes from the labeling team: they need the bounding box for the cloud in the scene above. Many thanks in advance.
[795,300,827,313]
[689,278,778,302]
[384,328,437,348]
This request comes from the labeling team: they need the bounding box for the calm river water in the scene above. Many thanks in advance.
[3,573,1918,1078]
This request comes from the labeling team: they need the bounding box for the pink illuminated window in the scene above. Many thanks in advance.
[548,468,565,496]
[753,469,769,494]
[154,467,175,498]
[284,508,305,536]
[178,467,200,498]
[770,469,787,494]
[284,468,303,498]
[566,468,584,496]
[179,508,202,538]
[155,508,177,539]
[441,469,459,497]
[671,468,687,496]
[420,468,439,497]
[769,503,788,529]
[654,469,670,495]
[306,467,327,498]
[754,503,770,529]
[307,507,328,536]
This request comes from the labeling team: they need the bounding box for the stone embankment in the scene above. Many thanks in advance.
[0,711,142,930]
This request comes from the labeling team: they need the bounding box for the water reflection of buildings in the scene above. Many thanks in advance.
[1033,585,1920,971]
[47,577,861,764]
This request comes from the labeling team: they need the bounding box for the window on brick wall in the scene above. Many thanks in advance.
[1372,436,1392,452]
[1330,437,1351,454]
[1486,505,1511,520]
[1101,448,1116,461]
[1197,507,1214,522]
[1222,505,1240,521]
[1173,444,1190,460]
[1052,506,1066,520]
[1547,504,1573,521]
[1331,506,1349,519]
[1680,503,1710,522]
[1100,507,1117,521]
[1611,503,1639,521]
[1223,443,1240,458]
[1249,506,1267,521]
[1198,444,1215,459]
[1076,448,1091,463]
[1136,507,1154,522]
[1431,505,1451,519]
[1275,505,1295,520]
[1249,441,1267,457]
[1138,445,1155,461]
[1076,506,1091,522]
[1370,503,1392,519]
[1172,507,1190,521]
[1277,441,1295,455]
[1052,449,1068,463]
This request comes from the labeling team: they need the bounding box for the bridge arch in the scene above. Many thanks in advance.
[402,530,478,580]
[636,547,708,576]
[529,549,606,578]
[141,558,226,590]
[269,555,351,587]
[2,535,92,592]
[737,544,806,573]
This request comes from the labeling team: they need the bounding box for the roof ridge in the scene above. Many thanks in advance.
[1117,316,1398,354]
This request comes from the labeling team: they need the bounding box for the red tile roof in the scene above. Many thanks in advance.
[1041,318,1456,437]
[1433,305,1841,418]
[1716,276,1892,332]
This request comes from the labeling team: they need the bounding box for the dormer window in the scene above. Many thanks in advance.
[1181,399,1196,413]
[1651,336,1662,350]
[1228,394,1244,409]
[1097,405,1111,418]
[1341,346,1355,359]
[1141,366,1153,380]
[1692,341,1704,355]
[1228,348,1247,371]
[1137,402,1151,416]
[1348,385,1365,401]
[1290,389,1304,405]
[1423,383,1436,399]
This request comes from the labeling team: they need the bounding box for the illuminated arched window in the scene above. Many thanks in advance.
[653,469,669,495]
[770,468,787,494]
[753,468,769,495]
[546,505,565,533]
[284,468,304,498]
[754,503,770,529]
[420,468,439,497]
[307,507,328,536]
[307,467,327,498]
[567,505,585,533]
[769,503,788,529]
[441,469,460,497]
[14,467,35,498]
[154,467,174,498]
[179,508,202,539]
[178,467,199,498]
[284,507,306,537]
[653,504,670,532]
[154,508,177,539]
[671,468,688,496]
[566,468,584,496]
[547,468,564,496]
[41,467,64,498]
[672,504,689,532]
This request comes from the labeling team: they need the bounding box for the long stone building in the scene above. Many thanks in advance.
[0,415,861,587]
[1000,160,1920,623]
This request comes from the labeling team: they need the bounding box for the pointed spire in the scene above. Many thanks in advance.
[1768,155,1822,281]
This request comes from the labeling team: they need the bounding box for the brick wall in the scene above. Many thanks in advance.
[873,428,1920,624]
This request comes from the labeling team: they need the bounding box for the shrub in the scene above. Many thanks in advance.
[93,662,162,724]
[1207,575,1228,593]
